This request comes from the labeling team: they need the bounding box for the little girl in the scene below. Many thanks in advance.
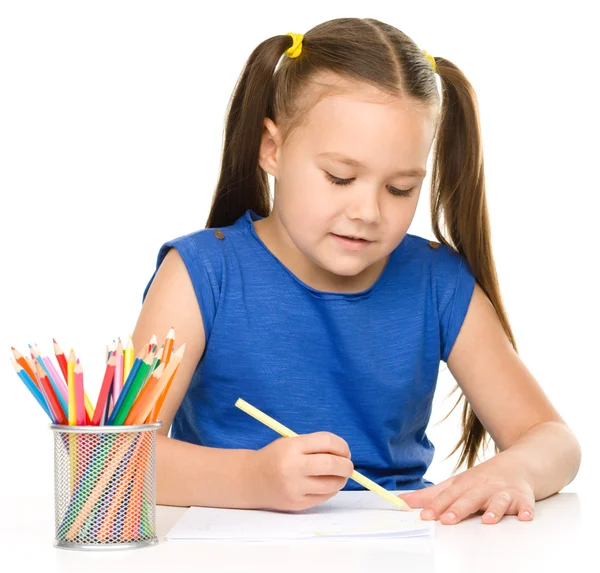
[132,17,581,525]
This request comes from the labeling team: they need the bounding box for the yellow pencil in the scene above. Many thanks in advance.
[67,349,77,425]
[123,335,135,381]
[234,398,411,511]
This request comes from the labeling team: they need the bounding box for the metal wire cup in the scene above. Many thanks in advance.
[51,423,161,550]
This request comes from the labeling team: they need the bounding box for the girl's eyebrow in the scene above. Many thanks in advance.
[317,151,426,178]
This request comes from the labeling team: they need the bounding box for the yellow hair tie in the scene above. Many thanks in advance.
[285,33,304,59]
[422,49,436,73]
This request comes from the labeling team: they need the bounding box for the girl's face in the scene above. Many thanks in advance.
[259,78,438,292]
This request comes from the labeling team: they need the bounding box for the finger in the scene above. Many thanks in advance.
[305,453,354,478]
[516,498,535,522]
[420,483,466,520]
[304,475,348,495]
[397,479,454,510]
[439,487,492,524]
[297,432,351,458]
[481,491,513,524]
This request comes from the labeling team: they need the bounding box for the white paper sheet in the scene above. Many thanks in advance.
[166,490,435,541]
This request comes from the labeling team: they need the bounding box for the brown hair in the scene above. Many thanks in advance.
[206,17,517,472]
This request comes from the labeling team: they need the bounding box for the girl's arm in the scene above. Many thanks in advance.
[399,282,581,524]
[131,248,257,507]
[133,248,353,509]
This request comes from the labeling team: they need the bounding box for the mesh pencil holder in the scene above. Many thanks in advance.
[51,422,161,551]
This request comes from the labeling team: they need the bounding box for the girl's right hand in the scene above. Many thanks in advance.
[250,431,355,511]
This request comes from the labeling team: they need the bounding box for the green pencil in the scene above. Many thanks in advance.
[111,350,155,425]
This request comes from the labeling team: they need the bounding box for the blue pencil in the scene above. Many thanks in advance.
[11,359,53,420]
[106,357,142,426]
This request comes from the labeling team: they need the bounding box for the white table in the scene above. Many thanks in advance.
[1,491,593,573]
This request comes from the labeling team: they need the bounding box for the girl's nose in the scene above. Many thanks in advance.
[345,188,381,225]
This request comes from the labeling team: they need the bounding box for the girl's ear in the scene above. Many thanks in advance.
[258,118,282,178]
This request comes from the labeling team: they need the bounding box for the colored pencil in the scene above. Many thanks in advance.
[74,362,86,425]
[110,347,157,426]
[129,356,182,425]
[25,356,37,384]
[96,434,140,541]
[150,345,164,373]
[132,343,184,423]
[35,361,67,425]
[145,328,175,423]
[67,349,77,425]
[147,334,157,354]
[123,335,134,381]
[122,437,152,539]
[112,339,124,406]
[123,364,167,425]
[162,327,175,365]
[39,356,68,418]
[11,358,52,420]
[91,354,116,426]
[234,398,412,511]
[145,364,179,424]
[11,347,39,390]
[53,338,69,385]
[106,346,147,426]
[74,357,94,425]
[44,356,68,404]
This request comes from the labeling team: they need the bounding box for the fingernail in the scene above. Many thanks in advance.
[485,512,495,520]
[442,511,456,522]
[522,510,532,518]
[421,509,434,519]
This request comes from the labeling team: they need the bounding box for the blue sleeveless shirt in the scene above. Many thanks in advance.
[143,209,475,491]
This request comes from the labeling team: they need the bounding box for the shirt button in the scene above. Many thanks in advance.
[214,230,225,240]
[428,240,440,249]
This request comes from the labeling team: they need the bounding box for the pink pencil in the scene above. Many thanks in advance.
[74,362,86,425]
[43,356,68,403]
[112,339,124,407]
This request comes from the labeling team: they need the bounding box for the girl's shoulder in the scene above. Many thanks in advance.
[402,233,476,357]
[151,214,251,280]
[402,232,472,278]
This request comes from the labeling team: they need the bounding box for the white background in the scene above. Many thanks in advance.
[0,0,597,504]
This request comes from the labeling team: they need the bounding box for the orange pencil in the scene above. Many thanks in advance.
[123,363,166,425]
[146,328,175,423]
[11,347,39,390]
[162,327,175,366]
[146,362,180,424]
[96,443,138,541]
[122,441,151,540]
[126,344,185,425]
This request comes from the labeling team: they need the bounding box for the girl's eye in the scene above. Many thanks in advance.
[324,172,413,197]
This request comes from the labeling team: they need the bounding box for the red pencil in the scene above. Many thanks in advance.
[147,334,157,353]
[91,353,117,426]
[35,361,67,425]
[53,338,69,385]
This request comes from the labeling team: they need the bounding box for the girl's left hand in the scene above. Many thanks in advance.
[397,457,536,525]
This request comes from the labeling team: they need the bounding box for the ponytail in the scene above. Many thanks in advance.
[431,57,518,470]
[206,35,294,228]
